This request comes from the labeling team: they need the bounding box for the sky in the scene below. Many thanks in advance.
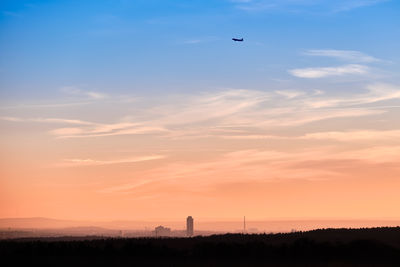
[0,0,400,222]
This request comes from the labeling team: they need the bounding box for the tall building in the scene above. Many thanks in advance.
[186,216,194,237]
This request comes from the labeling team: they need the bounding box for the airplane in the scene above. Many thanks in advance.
[232,38,244,42]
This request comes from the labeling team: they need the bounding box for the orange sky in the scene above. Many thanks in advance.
[1,86,400,221]
[1,0,400,226]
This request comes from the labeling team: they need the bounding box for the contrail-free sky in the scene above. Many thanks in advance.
[1,0,399,221]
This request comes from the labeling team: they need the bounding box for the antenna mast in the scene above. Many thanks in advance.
[243,216,246,233]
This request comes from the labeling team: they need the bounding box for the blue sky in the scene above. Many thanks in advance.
[1,0,399,100]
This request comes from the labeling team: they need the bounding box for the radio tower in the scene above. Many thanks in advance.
[243,216,246,233]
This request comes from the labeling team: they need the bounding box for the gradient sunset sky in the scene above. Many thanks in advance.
[1,0,400,221]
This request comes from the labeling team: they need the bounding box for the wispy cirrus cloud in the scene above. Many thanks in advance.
[290,49,381,79]
[231,0,276,11]
[182,38,218,45]
[183,39,203,44]
[33,118,96,125]
[231,0,389,12]
[275,90,305,99]
[305,83,400,108]
[0,116,23,122]
[50,128,86,136]
[52,126,168,139]
[61,86,107,99]
[0,115,168,138]
[2,11,22,17]
[98,149,340,194]
[59,155,165,167]
[220,129,400,142]
[0,117,96,125]
[333,0,390,12]
[304,49,380,63]
[0,101,93,110]
[177,36,219,45]
[48,120,169,138]
[289,64,368,78]
[302,130,400,142]
[154,83,398,137]
[99,144,400,194]
[3,83,400,140]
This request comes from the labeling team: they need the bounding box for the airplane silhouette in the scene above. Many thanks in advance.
[232,38,244,42]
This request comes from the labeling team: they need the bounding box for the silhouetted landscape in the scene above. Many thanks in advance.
[2,227,400,266]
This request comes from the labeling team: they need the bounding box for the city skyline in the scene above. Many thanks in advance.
[1,0,400,222]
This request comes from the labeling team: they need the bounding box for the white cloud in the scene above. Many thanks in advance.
[157,83,398,137]
[313,89,324,96]
[60,155,166,167]
[305,83,400,108]
[220,128,400,143]
[302,130,400,141]
[50,128,85,136]
[0,117,96,125]
[98,180,157,193]
[220,134,284,140]
[183,39,203,44]
[98,149,340,193]
[231,0,389,12]
[304,49,380,63]
[289,64,368,78]
[334,0,389,12]
[227,129,400,141]
[179,36,219,45]
[55,126,169,139]
[4,84,400,140]
[33,118,96,125]
[234,1,276,11]
[0,116,23,122]
[61,86,107,99]
[85,91,107,99]
[98,144,400,194]
[0,101,93,110]
[2,11,22,17]
[275,90,305,99]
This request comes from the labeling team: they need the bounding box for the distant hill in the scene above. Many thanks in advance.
[0,217,90,229]
[0,217,153,230]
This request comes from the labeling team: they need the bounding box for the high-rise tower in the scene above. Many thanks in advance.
[186,216,194,237]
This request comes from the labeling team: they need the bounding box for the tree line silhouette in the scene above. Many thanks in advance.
[1,227,400,266]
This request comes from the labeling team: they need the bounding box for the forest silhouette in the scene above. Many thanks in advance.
[1,227,400,266]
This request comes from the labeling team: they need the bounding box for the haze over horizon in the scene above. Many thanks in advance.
[1,0,400,224]
[2,217,400,234]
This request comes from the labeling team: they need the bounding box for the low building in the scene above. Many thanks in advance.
[154,225,171,237]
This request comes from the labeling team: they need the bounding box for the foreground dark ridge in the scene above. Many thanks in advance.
[1,227,400,266]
